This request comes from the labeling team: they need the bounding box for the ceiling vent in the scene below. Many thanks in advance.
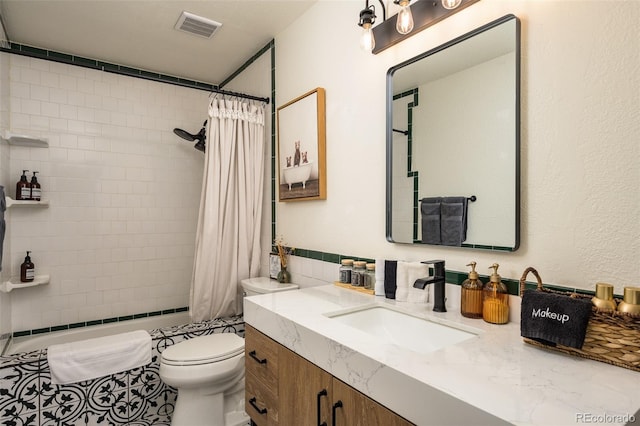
[174,11,222,39]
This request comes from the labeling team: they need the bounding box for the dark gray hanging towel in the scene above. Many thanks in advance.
[0,186,5,272]
[420,197,442,244]
[441,196,468,246]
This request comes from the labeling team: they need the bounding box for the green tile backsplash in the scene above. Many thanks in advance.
[288,248,599,298]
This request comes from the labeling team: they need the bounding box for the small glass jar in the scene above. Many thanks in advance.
[351,261,366,287]
[339,259,354,283]
[364,263,376,290]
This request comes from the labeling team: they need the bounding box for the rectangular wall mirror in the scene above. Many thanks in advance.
[386,14,520,251]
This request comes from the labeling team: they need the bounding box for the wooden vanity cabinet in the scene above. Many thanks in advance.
[332,378,413,426]
[245,325,413,426]
[245,325,280,425]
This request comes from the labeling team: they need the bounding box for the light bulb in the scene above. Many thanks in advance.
[360,24,375,52]
[442,0,462,10]
[396,1,414,35]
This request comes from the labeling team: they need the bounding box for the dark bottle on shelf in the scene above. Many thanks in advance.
[30,171,41,201]
[16,169,30,200]
[20,251,35,282]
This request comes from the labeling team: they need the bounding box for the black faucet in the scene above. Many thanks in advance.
[413,260,446,312]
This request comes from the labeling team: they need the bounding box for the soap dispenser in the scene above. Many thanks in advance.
[30,171,41,201]
[20,251,35,282]
[617,287,640,315]
[482,263,509,324]
[16,170,30,200]
[591,282,617,311]
[461,261,484,318]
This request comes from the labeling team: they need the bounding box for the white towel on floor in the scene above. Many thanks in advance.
[395,261,430,303]
[47,330,152,385]
[374,258,385,296]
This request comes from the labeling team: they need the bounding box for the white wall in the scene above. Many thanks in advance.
[3,53,208,332]
[275,0,640,293]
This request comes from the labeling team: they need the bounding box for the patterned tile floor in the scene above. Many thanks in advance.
[0,316,245,426]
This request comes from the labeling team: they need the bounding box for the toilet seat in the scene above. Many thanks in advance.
[161,334,244,366]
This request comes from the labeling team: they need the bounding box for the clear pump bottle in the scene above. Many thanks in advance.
[482,263,509,324]
[461,261,484,318]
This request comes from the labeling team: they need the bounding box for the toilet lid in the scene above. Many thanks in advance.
[241,277,299,294]
[161,334,244,365]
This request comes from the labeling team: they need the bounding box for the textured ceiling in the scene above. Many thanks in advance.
[0,0,317,85]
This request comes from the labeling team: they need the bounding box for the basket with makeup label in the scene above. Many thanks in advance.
[520,267,640,373]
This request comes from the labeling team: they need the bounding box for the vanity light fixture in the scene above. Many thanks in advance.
[357,0,481,54]
[396,0,415,34]
[358,3,379,51]
[442,0,463,9]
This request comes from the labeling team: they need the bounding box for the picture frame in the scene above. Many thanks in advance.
[269,253,281,280]
[276,87,326,202]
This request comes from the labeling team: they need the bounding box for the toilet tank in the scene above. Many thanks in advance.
[241,277,299,296]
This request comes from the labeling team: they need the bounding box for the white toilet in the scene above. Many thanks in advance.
[241,276,299,297]
[159,277,298,426]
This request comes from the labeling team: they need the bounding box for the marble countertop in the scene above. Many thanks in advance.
[243,283,640,426]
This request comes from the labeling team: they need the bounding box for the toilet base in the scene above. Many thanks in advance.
[171,380,249,426]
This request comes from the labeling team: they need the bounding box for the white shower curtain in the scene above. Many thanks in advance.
[190,98,266,322]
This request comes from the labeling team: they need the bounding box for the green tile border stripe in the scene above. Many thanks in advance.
[393,89,422,241]
[220,39,274,89]
[12,306,189,339]
[287,248,600,297]
[1,42,220,92]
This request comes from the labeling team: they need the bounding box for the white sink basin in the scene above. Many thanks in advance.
[326,305,478,354]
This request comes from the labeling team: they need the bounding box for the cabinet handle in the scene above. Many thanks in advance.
[249,397,268,415]
[331,400,343,426]
[249,350,267,364]
[317,389,328,426]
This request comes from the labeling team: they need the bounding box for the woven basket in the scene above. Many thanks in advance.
[520,267,640,373]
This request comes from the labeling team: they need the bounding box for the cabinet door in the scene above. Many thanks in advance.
[245,326,280,425]
[332,378,414,426]
[279,346,333,426]
[245,325,279,394]
[246,371,279,426]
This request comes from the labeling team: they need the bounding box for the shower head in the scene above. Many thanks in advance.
[173,128,196,141]
[173,120,207,152]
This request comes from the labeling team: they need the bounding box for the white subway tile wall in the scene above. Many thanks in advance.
[1,51,12,343]
[286,256,339,289]
[4,54,209,332]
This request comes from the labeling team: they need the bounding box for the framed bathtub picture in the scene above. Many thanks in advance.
[276,87,326,201]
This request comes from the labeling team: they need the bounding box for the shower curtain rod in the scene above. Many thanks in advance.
[211,87,270,104]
